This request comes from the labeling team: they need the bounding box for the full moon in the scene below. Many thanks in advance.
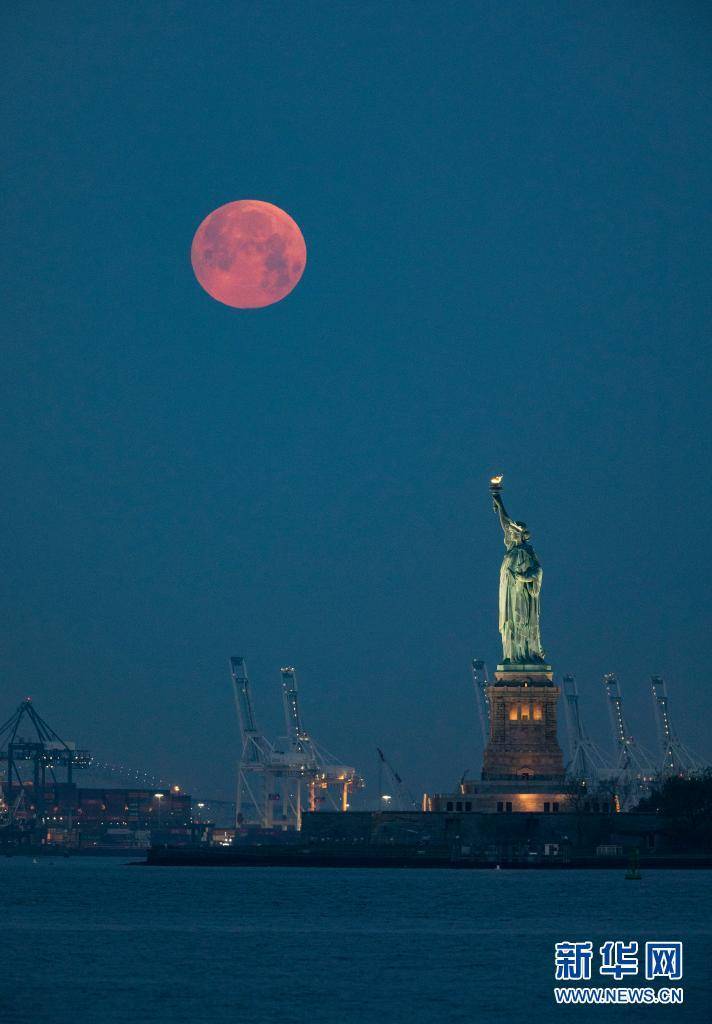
[190,199,306,309]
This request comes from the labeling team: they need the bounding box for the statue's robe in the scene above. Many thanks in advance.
[499,530,544,662]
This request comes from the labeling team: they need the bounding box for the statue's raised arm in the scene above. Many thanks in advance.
[492,490,521,551]
[492,491,512,538]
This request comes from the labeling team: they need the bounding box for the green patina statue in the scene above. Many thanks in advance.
[490,477,546,664]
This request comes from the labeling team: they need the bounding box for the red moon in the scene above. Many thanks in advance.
[190,200,306,309]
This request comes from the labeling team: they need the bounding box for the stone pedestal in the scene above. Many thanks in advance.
[481,664,564,781]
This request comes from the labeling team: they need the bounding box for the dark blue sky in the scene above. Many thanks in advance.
[2,2,710,798]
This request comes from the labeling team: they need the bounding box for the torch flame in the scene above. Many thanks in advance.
[490,474,503,486]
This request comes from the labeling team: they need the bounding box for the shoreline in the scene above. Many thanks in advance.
[143,846,712,869]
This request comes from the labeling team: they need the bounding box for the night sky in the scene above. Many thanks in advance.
[2,3,711,799]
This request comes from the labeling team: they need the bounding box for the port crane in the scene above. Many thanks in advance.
[471,659,491,748]
[0,698,91,820]
[376,747,417,811]
[230,656,362,831]
[650,676,703,777]
[230,656,285,830]
[602,673,655,776]
[561,674,608,783]
[600,672,658,808]
[280,665,318,765]
[279,666,361,815]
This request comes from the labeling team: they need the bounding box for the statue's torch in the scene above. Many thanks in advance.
[490,474,503,511]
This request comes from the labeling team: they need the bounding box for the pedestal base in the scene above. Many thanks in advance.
[482,666,564,781]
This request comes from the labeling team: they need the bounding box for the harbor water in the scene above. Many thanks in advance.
[2,857,710,1023]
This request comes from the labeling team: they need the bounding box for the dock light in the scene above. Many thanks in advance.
[381,794,392,804]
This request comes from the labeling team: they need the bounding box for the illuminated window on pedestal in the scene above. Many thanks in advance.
[508,702,544,723]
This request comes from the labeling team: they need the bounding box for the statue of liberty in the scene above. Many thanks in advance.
[490,478,545,663]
